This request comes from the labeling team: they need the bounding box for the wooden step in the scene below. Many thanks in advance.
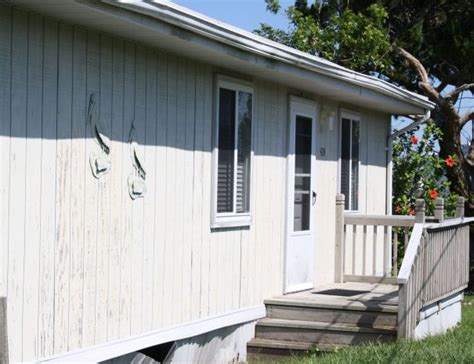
[255,318,397,346]
[265,299,398,328]
[247,338,346,361]
[264,297,398,312]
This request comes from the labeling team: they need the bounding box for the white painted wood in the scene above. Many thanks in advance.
[202,64,214,317]
[130,44,146,335]
[165,320,256,364]
[118,40,135,339]
[22,13,43,360]
[42,305,265,363]
[151,50,168,328]
[172,57,187,324]
[285,98,318,293]
[344,215,415,227]
[190,62,204,320]
[182,59,196,322]
[0,5,11,300]
[397,224,424,284]
[397,218,470,339]
[268,85,279,298]
[252,79,262,304]
[141,48,158,333]
[68,26,87,351]
[162,53,177,326]
[94,34,114,345]
[106,36,125,342]
[7,10,28,362]
[0,297,7,364]
[82,30,101,348]
[38,18,59,358]
[261,82,271,300]
[276,86,287,297]
[335,195,345,283]
[54,22,74,355]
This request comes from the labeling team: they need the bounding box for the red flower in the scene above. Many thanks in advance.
[408,208,415,216]
[445,155,455,167]
[411,135,419,145]
[395,206,402,214]
[429,189,438,199]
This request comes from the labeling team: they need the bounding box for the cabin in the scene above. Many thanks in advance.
[0,1,471,363]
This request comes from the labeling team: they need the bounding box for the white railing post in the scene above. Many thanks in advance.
[456,196,465,218]
[0,297,7,364]
[415,199,425,224]
[434,197,444,222]
[335,194,345,283]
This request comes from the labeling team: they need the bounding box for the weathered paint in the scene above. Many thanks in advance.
[0,5,389,362]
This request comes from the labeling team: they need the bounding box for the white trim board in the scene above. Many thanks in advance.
[38,305,266,363]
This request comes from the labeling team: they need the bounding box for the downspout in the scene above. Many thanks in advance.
[386,110,431,215]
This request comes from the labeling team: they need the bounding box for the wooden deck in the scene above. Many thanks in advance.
[247,283,399,360]
[278,282,398,309]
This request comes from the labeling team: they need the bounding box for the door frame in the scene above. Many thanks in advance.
[284,96,319,293]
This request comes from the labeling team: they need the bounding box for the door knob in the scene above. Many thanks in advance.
[312,191,317,205]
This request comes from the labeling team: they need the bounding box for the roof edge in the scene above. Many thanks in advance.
[101,0,435,113]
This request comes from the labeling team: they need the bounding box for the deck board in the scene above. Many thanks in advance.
[267,283,398,311]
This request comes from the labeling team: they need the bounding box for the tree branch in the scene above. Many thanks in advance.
[460,110,474,128]
[448,83,474,103]
[436,81,448,94]
[466,137,474,167]
[396,47,440,102]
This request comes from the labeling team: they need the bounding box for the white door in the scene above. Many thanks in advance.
[285,98,318,293]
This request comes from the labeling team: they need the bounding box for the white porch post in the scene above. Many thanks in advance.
[335,194,345,283]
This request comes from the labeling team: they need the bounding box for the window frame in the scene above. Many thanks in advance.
[211,76,254,228]
[339,110,361,212]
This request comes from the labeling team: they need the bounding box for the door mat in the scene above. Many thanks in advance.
[312,289,371,297]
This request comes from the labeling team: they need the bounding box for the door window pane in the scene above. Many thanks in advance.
[217,88,236,213]
[294,116,312,232]
[236,91,252,213]
[295,117,312,175]
[294,192,310,232]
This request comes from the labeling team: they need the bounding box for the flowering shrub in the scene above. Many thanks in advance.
[392,120,458,217]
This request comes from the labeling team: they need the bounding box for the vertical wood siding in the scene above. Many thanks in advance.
[0,6,389,362]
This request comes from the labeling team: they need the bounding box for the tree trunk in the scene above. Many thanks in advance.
[396,48,474,216]
[433,106,474,216]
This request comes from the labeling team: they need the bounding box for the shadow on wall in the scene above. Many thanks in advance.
[101,322,253,364]
[0,8,357,165]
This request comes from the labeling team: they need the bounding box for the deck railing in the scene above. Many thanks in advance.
[335,195,472,339]
[335,194,418,283]
[335,195,448,283]
[397,198,471,338]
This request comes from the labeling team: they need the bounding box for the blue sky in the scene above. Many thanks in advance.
[173,0,293,31]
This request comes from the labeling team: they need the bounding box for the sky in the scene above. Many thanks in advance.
[173,0,293,31]
[173,0,473,144]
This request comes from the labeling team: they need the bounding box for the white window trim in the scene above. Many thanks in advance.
[340,110,361,213]
[211,76,254,229]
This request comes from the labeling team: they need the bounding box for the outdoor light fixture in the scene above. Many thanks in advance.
[321,108,336,131]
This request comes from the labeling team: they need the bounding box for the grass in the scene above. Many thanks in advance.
[252,294,474,364]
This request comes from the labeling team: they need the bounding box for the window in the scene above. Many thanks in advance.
[340,112,360,211]
[293,115,313,232]
[212,78,253,228]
